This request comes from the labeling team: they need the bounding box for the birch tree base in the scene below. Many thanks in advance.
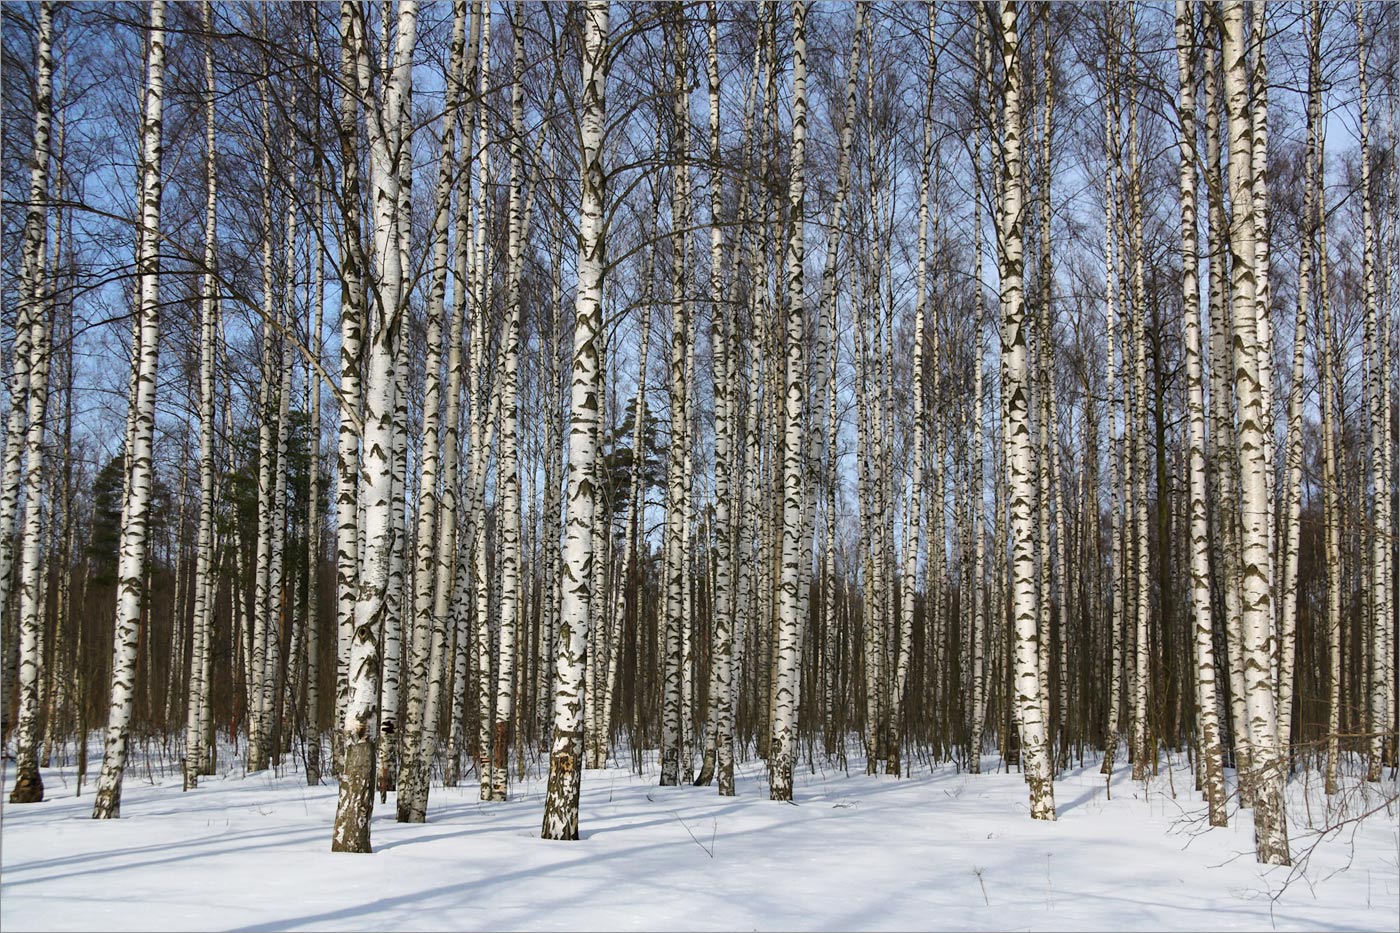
[332,738,375,853]
[8,767,42,803]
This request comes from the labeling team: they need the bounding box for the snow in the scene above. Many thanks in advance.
[2,743,1396,932]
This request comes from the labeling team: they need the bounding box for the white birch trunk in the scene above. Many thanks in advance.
[1175,0,1227,826]
[333,0,366,772]
[93,0,164,820]
[660,7,690,788]
[769,0,807,803]
[1275,1,1322,771]
[541,0,607,841]
[970,13,991,772]
[491,1,527,800]
[185,0,218,792]
[8,0,53,807]
[1221,0,1288,866]
[1354,0,1390,785]
[398,0,470,822]
[332,0,417,853]
[998,0,1055,821]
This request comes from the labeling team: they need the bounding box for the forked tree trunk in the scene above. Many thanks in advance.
[398,0,470,822]
[332,0,417,853]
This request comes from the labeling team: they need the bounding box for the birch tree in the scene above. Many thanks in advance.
[492,0,528,801]
[332,0,417,853]
[1174,0,1226,826]
[769,0,808,803]
[8,0,54,807]
[398,0,470,822]
[1354,0,1391,785]
[659,4,691,788]
[997,0,1054,821]
[542,0,608,842]
[184,0,219,793]
[1220,0,1287,866]
[93,0,165,821]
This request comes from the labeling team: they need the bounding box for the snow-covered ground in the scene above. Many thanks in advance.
[2,741,1396,931]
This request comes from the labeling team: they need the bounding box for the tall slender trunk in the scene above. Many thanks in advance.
[541,0,608,842]
[1099,9,1125,775]
[8,0,54,807]
[332,0,417,854]
[93,0,165,821]
[470,5,497,803]
[1175,0,1226,826]
[398,0,470,822]
[185,0,219,793]
[970,11,990,773]
[894,1,936,779]
[248,70,279,774]
[1202,35,1251,795]
[696,0,734,793]
[1354,0,1390,785]
[1221,0,1288,866]
[269,137,297,763]
[1276,0,1322,771]
[660,5,691,788]
[1311,37,1343,799]
[998,0,1055,821]
[1034,6,1057,768]
[333,0,366,775]
[489,0,528,802]
[1125,11,1152,782]
[305,183,325,785]
[769,0,807,803]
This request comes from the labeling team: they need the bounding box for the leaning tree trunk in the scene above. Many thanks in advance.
[93,0,165,821]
